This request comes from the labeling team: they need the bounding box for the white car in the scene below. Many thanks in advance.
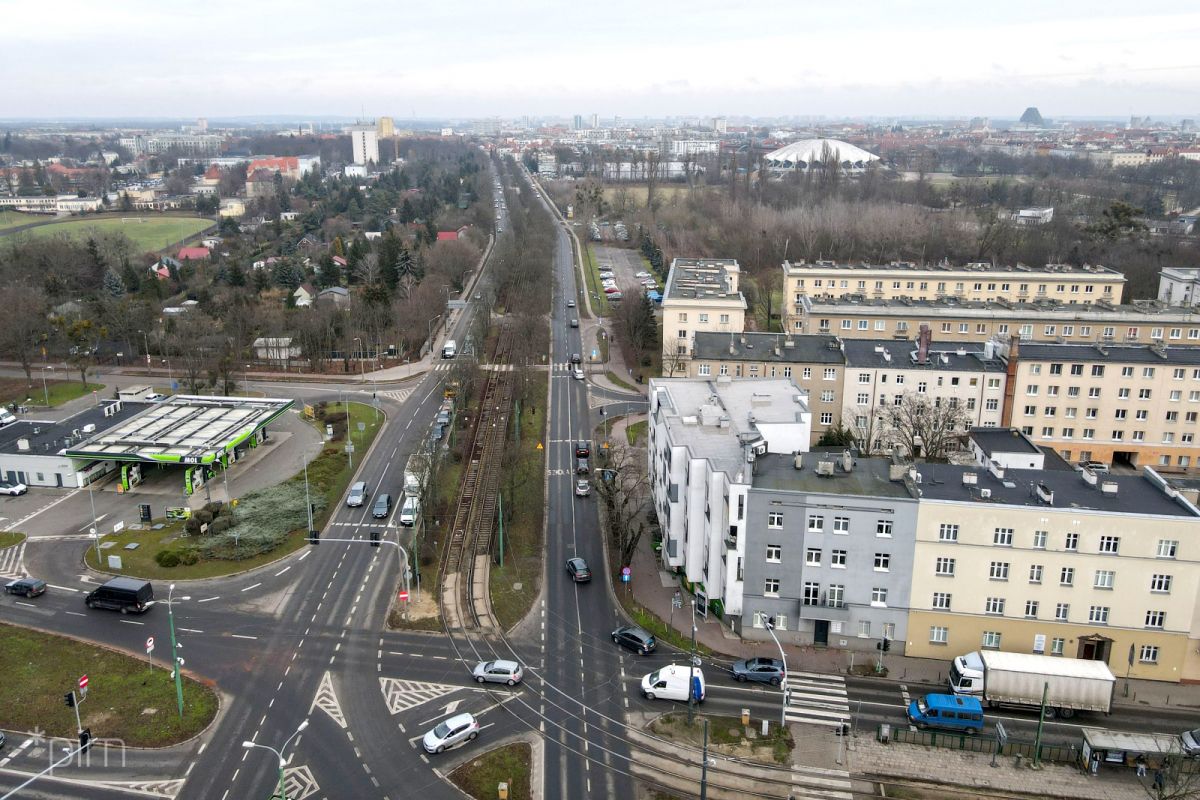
[573,367,584,380]
[423,712,480,754]
[472,660,523,686]
[0,481,28,496]
[635,271,650,278]
[575,479,591,497]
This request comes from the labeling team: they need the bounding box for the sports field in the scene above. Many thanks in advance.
[4,215,214,252]
[0,210,36,233]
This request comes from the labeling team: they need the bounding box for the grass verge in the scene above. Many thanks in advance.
[449,742,531,800]
[649,712,793,765]
[0,622,217,746]
[625,420,647,446]
[595,329,610,362]
[0,531,27,550]
[604,371,638,393]
[0,378,104,408]
[615,595,713,659]
[584,244,611,317]
[490,373,548,630]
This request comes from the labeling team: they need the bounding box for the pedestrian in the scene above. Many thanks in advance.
[1154,769,1165,791]
[1135,754,1147,777]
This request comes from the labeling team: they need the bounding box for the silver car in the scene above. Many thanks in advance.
[422,712,480,754]
[472,659,523,686]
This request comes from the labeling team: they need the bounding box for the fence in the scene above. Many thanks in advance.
[885,726,1079,764]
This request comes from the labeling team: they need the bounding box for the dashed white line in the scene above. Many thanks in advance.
[230,634,258,640]
[48,584,80,593]
[240,582,261,592]
[119,619,145,626]
[197,596,219,603]
[275,566,291,577]
[299,550,311,562]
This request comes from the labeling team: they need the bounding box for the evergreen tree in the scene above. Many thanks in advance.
[102,268,126,298]
[226,262,247,287]
[119,259,142,294]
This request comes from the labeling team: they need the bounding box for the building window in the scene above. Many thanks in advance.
[989,561,1010,580]
[1055,602,1069,621]
[993,528,1013,546]
[802,582,820,605]
[939,524,959,542]
[1029,564,1043,583]
[819,412,833,425]
[824,368,837,380]
[1060,567,1075,586]
[871,588,888,607]
[719,314,730,324]
[930,626,948,644]
[984,597,1005,615]
[1092,365,1105,377]
[699,314,709,323]
[1093,569,1114,589]
[1032,530,1047,549]
[808,515,823,532]
[698,364,711,376]
[1150,574,1172,593]
[827,585,844,606]
[876,520,893,538]
[935,557,955,576]
[1098,535,1120,554]
[830,549,847,568]
[1065,532,1079,551]
[832,516,849,534]
[766,544,782,563]
[858,373,872,384]
[767,512,783,529]
[783,367,792,378]
[1051,637,1065,656]
[856,393,870,405]
[1145,610,1166,629]
[719,364,729,376]
[1088,606,1110,624]
[820,390,835,403]
[932,592,951,609]
[1140,645,1159,664]
[764,579,780,597]
[1157,540,1178,559]
[982,631,1002,649]
[858,620,872,637]
[802,368,812,379]
[874,553,890,571]
[1024,600,1039,619]
[805,548,821,567]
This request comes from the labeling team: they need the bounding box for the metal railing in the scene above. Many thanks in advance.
[884,726,1078,764]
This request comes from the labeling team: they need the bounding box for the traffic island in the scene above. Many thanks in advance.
[449,741,532,800]
[0,531,26,549]
[649,712,794,766]
[0,622,217,746]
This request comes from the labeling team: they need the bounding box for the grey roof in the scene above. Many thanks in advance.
[914,463,1196,517]
[970,427,1041,456]
[0,401,149,458]
[752,453,914,499]
[783,259,1121,277]
[692,332,843,364]
[802,295,1200,321]
[664,258,744,303]
[841,339,1006,372]
[1017,342,1200,365]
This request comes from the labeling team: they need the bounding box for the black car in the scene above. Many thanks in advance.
[570,353,581,364]
[612,625,656,655]
[4,577,46,598]
[85,577,153,614]
[575,440,591,458]
[730,656,786,685]
[566,557,591,582]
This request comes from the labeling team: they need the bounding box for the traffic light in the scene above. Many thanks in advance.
[877,638,891,652]
[64,692,75,708]
[370,530,380,547]
[79,728,92,753]
[308,529,319,546]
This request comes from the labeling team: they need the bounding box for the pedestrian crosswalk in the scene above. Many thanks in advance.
[789,764,854,800]
[785,670,850,729]
[0,542,25,579]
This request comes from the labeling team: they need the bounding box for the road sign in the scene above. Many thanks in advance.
[620,567,631,584]
[357,422,365,432]
[397,590,409,601]
[146,636,155,653]
[79,674,89,690]
[621,566,631,576]
[536,442,543,450]
[996,722,1008,747]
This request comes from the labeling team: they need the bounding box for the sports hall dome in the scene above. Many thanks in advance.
[763,139,880,172]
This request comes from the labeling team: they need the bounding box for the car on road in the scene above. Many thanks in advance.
[611,625,656,655]
[399,496,419,527]
[575,440,590,458]
[347,481,369,507]
[422,712,480,754]
[4,577,46,598]
[573,367,584,381]
[472,660,523,686]
[0,481,28,496]
[575,457,590,474]
[570,353,581,364]
[575,479,590,497]
[570,318,579,328]
[85,577,153,614]
[565,557,591,582]
[373,493,392,519]
[636,271,650,278]
[642,664,706,702]
[566,299,576,308]
[730,656,785,685]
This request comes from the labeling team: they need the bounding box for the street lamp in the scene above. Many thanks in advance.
[166,584,191,718]
[162,359,173,386]
[86,479,102,568]
[40,365,53,407]
[426,316,439,357]
[763,618,789,729]
[138,330,150,368]
[243,719,308,800]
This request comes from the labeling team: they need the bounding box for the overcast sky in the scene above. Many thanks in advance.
[6,0,1199,120]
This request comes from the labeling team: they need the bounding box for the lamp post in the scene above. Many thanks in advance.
[40,365,53,407]
[162,359,173,386]
[688,598,698,725]
[302,447,315,534]
[427,316,439,357]
[86,479,102,566]
[243,719,308,800]
[763,618,789,728]
[138,330,150,368]
[166,584,190,718]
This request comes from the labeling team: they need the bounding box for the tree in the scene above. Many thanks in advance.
[57,317,105,384]
[877,393,971,460]
[0,285,51,383]
[101,268,126,298]
[614,293,657,368]
[1089,201,1148,241]
[594,443,651,568]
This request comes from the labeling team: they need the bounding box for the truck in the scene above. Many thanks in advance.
[403,453,429,496]
[441,339,457,359]
[949,650,1115,718]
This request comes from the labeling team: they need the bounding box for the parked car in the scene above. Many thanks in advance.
[635,271,650,278]
[399,496,419,526]
[1080,461,1110,474]
[0,481,28,496]
[730,656,785,685]
[575,479,590,497]
[1181,727,1200,756]
[608,292,623,301]
[472,660,523,686]
[4,577,46,598]
[565,557,591,582]
[604,287,622,295]
[422,712,480,754]
[612,625,656,655]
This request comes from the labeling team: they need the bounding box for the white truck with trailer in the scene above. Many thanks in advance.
[950,650,1115,718]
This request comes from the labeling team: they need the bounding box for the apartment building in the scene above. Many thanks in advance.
[1159,267,1200,306]
[1001,340,1200,473]
[790,295,1200,345]
[347,125,379,165]
[647,378,812,619]
[661,258,747,375]
[905,460,1200,682]
[782,260,1125,317]
[741,453,918,652]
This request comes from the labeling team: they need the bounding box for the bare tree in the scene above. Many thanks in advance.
[878,393,971,461]
[1,285,50,384]
[594,443,651,568]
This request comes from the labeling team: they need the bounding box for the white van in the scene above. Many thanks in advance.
[641,664,705,702]
[0,408,16,428]
[399,496,420,527]
[441,340,457,359]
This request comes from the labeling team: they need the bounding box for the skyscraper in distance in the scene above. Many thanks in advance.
[348,124,379,165]
[378,116,395,138]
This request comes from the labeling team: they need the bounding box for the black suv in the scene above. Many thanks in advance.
[612,625,656,655]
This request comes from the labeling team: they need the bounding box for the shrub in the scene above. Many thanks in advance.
[155,550,181,568]
[184,517,202,536]
[203,501,225,517]
[209,517,232,535]
[195,481,327,560]
[194,509,214,526]
[179,550,200,566]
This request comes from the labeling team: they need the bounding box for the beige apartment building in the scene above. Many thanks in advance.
[789,295,1200,345]
[661,258,747,375]
[904,458,1200,683]
[782,260,1125,313]
[1001,340,1200,473]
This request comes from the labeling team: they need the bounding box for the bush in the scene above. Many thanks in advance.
[195,481,327,561]
[194,509,213,526]
[209,517,232,535]
[155,550,181,568]
[203,501,225,517]
[179,550,200,566]
[184,517,202,536]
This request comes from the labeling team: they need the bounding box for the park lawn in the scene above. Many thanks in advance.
[625,420,648,446]
[11,216,213,252]
[605,371,638,393]
[583,244,611,317]
[0,622,218,746]
[490,374,548,630]
[0,211,36,233]
[0,531,26,550]
[0,377,104,408]
[449,742,531,800]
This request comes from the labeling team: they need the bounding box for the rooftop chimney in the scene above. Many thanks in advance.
[917,323,932,364]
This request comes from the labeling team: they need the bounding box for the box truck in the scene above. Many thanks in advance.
[949,651,1114,718]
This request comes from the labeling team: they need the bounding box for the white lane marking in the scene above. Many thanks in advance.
[275,566,291,577]
[197,596,219,603]
[230,634,258,640]
[48,584,80,592]
[119,619,145,626]
[240,582,262,592]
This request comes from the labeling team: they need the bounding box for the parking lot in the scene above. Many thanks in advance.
[592,245,659,307]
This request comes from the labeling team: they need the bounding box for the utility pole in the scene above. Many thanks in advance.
[688,598,698,725]
[699,718,710,800]
[1033,681,1049,768]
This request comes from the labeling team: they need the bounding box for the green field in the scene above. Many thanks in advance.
[7,216,214,252]
[0,211,38,233]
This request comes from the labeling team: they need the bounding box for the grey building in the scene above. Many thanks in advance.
[740,452,918,654]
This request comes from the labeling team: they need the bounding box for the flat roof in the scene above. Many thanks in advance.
[65,395,293,464]
[970,427,1041,457]
[752,453,914,499]
[802,295,1200,322]
[692,332,844,364]
[841,339,1006,372]
[0,401,148,458]
[782,259,1122,278]
[1017,342,1200,365]
[664,258,746,304]
[913,462,1197,517]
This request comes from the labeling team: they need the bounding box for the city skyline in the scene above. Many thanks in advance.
[6,0,1200,119]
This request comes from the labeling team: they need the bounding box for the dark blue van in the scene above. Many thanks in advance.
[908,693,984,733]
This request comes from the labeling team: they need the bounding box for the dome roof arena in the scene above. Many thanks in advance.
[764,139,880,172]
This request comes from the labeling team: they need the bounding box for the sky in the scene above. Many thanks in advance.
[5,0,1200,120]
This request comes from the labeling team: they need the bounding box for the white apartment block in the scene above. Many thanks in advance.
[348,125,379,166]
[1159,268,1200,306]
[662,258,747,375]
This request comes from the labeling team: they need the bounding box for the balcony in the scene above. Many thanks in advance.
[799,594,851,621]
